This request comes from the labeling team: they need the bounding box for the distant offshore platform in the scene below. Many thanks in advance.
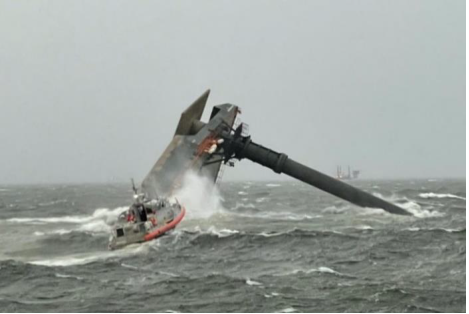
[336,166,360,180]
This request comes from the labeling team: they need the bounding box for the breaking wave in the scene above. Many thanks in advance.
[371,192,444,218]
[7,207,126,225]
[398,200,444,218]
[8,207,127,236]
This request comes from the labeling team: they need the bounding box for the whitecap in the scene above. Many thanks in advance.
[8,216,91,224]
[30,242,150,267]
[55,273,83,280]
[280,266,343,277]
[246,278,262,286]
[399,201,444,218]
[355,225,373,230]
[405,227,465,233]
[258,231,283,238]
[206,226,240,238]
[279,307,297,313]
[38,199,68,207]
[31,255,104,267]
[121,263,139,270]
[266,183,281,187]
[7,206,127,225]
[185,226,241,239]
[316,266,340,274]
[419,192,465,200]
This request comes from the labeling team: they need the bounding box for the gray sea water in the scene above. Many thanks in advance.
[0,179,465,312]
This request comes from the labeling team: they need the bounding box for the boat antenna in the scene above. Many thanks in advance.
[131,178,138,195]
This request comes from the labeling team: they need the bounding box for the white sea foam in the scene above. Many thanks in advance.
[316,266,340,274]
[206,226,240,238]
[30,243,150,267]
[173,171,224,219]
[370,193,444,218]
[55,273,83,280]
[405,227,465,233]
[246,278,262,286]
[238,191,248,195]
[419,192,465,200]
[234,209,320,221]
[31,255,105,267]
[279,307,297,313]
[9,216,91,224]
[34,228,82,236]
[266,183,281,187]
[355,225,374,230]
[188,226,240,238]
[258,231,283,238]
[399,201,443,218]
[8,206,126,225]
[280,266,343,277]
[20,206,127,236]
[77,220,111,233]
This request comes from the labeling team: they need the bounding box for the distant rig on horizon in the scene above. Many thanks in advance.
[336,166,360,180]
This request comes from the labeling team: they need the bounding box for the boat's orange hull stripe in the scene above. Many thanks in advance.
[143,206,186,241]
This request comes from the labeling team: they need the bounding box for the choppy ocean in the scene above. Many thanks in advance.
[0,179,465,312]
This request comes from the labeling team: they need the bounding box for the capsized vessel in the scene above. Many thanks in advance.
[109,89,410,250]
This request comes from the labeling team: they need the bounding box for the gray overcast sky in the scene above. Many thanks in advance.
[0,0,465,184]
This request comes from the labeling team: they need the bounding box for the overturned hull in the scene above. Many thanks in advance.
[141,90,239,198]
[142,90,409,216]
